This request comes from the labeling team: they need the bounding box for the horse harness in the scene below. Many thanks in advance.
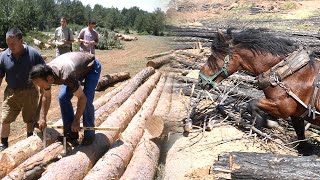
[199,47,320,119]
[256,47,320,119]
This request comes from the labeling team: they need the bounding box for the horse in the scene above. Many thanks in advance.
[199,28,320,154]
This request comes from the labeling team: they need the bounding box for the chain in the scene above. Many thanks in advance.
[274,75,291,93]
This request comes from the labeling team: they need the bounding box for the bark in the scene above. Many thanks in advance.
[120,131,160,180]
[94,67,155,126]
[146,50,174,60]
[0,82,127,179]
[146,55,174,69]
[39,72,161,180]
[95,72,130,91]
[120,75,173,180]
[3,143,66,180]
[84,75,166,179]
[212,152,320,179]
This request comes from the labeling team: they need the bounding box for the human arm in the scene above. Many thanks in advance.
[38,88,51,131]
[71,86,87,132]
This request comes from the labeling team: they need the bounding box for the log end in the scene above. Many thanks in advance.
[145,115,164,138]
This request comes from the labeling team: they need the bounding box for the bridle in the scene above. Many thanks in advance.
[199,54,230,87]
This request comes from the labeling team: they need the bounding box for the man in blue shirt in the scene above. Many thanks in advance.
[0,28,45,151]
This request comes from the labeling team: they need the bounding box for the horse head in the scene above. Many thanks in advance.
[199,29,240,89]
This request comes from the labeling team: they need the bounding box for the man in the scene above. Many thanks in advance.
[0,28,45,151]
[53,17,74,57]
[29,52,101,146]
[78,19,99,54]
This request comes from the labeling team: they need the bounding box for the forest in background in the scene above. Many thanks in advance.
[0,0,167,47]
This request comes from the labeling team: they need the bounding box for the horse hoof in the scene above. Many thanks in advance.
[266,120,279,128]
[184,122,192,132]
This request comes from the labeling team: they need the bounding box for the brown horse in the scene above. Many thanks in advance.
[199,28,320,154]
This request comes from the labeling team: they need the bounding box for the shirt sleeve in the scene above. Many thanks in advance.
[78,29,85,40]
[0,55,5,78]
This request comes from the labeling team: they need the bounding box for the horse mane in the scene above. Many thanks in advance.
[212,28,298,56]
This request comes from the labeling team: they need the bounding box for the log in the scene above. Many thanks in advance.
[0,82,127,178]
[39,72,161,180]
[3,142,67,180]
[146,54,175,69]
[94,67,155,126]
[33,38,45,49]
[160,68,192,76]
[146,50,174,60]
[95,72,130,91]
[121,75,173,180]
[175,56,203,69]
[211,152,320,179]
[175,50,204,61]
[84,75,166,179]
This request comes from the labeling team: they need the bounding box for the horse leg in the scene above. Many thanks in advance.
[290,117,313,155]
[245,99,280,128]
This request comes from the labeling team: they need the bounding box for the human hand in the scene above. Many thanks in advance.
[38,119,47,131]
[71,119,81,132]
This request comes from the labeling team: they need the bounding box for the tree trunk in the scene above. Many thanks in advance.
[83,75,166,179]
[94,67,155,126]
[95,72,130,91]
[0,82,127,179]
[3,142,66,180]
[146,55,174,69]
[212,152,320,180]
[39,72,161,180]
[146,50,174,60]
[121,75,173,180]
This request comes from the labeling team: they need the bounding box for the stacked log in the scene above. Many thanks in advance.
[40,72,161,179]
[94,67,155,126]
[146,54,175,69]
[84,75,167,179]
[146,50,174,60]
[95,72,130,91]
[0,81,128,179]
[121,75,174,179]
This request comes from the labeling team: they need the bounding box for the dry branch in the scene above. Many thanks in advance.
[40,72,162,180]
[95,72,130,91]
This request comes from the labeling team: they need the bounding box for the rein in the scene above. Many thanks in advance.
[199,54,230,87]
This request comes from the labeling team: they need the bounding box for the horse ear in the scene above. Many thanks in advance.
[216,30,227,43]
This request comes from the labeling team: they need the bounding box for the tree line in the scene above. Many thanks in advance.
[0,0,167,47]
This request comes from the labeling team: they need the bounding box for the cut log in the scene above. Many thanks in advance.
[175,56,203,69]
[84,75,166,179]
[211,152,320,179]
[121,75,173,180]
[161,68,192,76]
[0,82,127,178]
[146,50,174,60]
[39,72,161,180]
[2,142,67,180]
[95,72,130,91]
[94,67,155,126]
[33,38,45,49]
[146,54,175,69]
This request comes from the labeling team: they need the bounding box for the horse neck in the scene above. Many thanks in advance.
[238,50,283,76]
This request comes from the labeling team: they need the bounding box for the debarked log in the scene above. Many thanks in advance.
[95,67,155,126]
[146,54,175,69]
[211,152,320,179]
[95,72,130,91]
[39,72,161,180]
[84,75,166,179]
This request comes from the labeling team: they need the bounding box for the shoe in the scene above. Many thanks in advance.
[81,136,95,146]
[57,132,79,146]
[0,143,8,151]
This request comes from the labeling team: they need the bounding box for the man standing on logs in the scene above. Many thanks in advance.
[29,52,101,146]
[0,28,45,151]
